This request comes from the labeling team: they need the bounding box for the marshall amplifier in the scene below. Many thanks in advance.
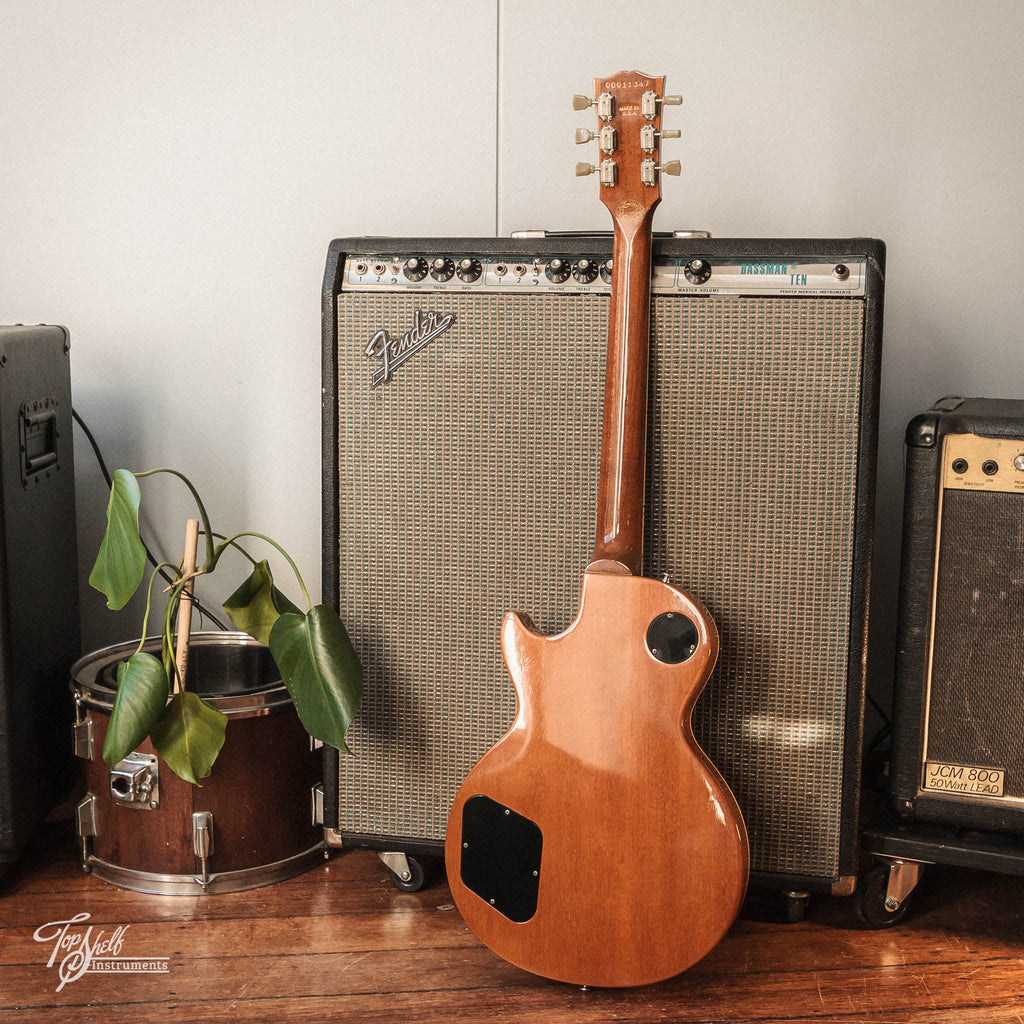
[321,234,885,896]
[0,325,80,872]
[890,397,1024,835]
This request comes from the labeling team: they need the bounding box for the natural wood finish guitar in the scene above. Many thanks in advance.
[445,71,748,988]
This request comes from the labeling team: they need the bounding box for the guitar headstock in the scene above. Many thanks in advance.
[574,72,681,221]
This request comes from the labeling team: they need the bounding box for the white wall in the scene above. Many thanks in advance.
[3,1,1023,715]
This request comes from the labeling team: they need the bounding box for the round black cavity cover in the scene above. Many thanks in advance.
[646,612,699,664]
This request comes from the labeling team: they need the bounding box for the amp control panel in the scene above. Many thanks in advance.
[342,253,868,297]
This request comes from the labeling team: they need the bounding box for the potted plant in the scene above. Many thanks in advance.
[88,466,362,785]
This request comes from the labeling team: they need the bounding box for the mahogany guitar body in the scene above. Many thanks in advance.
[445,570,748,987]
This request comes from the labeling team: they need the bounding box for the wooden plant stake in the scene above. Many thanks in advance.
[173,518,201,693]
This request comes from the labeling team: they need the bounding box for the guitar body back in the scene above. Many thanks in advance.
[445,570,749,987]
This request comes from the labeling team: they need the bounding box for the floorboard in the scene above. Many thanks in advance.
[1,820,1022,1024]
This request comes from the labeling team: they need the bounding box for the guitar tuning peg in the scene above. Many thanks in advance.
[577,160,618,184]
[576,92,615,119]
[575,128,596,145]
[642,90,684,117]
[660,129,681,140]
[659,160,682,176]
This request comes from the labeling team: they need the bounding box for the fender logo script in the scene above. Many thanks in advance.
[365,309,456,387]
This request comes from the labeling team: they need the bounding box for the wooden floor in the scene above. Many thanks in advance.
[2,820,1023,1024]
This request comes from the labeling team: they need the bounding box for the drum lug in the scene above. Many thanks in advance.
[192,811,215,889]
[75,793,97,871]
[72,718,94,760]
[109,752,160,810]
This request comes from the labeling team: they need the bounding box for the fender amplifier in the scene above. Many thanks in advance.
[890,397,1024,834]
[321,235,884,895]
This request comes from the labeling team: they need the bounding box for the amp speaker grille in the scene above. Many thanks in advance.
[647,297,863,877]
[331,273,874,886]
[928,489,1024,797]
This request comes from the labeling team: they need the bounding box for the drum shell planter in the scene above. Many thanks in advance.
[71,632,324,894]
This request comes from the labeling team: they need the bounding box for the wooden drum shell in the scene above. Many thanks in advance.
[72,633,323,894]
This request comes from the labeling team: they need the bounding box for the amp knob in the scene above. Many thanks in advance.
[403,257,428,282]
[429,257,455,282]
[572,258,599,284]
[456,258,482,283]
[683,258,712,285]
[545,258,571,284]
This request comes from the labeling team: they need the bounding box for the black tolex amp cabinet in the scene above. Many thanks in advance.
[0,325,80,871]
[890,397,1024,835]
[321,234,885,896]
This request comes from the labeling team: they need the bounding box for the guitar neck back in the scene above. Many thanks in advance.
[589,72,664,575]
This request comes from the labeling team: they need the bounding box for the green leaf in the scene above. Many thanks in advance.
[269,605,363,754]
[89,469,147,610]
[150,691,228,785]
[102,653,170,767]
[222,559,302,645]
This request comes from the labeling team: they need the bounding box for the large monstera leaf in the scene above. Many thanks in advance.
[102,653,170,767]
[102,654,227,785]
[149,691,228,785]
[89,469,147,610]
[269,605,363,753]
[222,559,302,645]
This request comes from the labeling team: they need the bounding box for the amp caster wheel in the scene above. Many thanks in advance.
[378,851,428,892]
[857,862,920,928]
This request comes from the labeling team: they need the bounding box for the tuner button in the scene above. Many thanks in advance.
[575,128,596,145]
[572,94,593,111]
[659,160,682,176]
[575,161,597,177]
[662,94,683,105]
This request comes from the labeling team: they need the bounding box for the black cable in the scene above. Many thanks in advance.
[866,687,891,727]
[72,407,229,631]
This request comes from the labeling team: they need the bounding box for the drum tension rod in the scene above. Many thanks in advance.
[192,811,215,889]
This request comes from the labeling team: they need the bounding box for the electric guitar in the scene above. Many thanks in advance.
[445,72,749,988]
